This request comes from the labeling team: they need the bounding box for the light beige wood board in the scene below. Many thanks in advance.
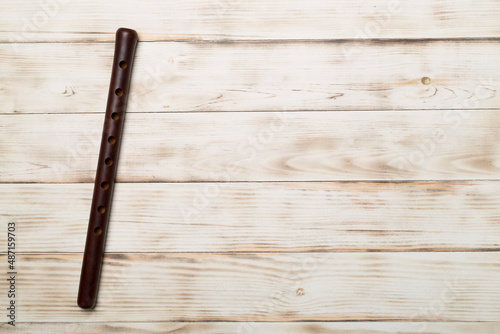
[1,111,500,182]
[9,321,500,334]
[2,0,500,42]
[0,252,499,321]
[1,182,499,253]
[1,41,499,113]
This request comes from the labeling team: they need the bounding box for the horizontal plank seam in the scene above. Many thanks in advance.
[3,250,500,255]
[2,108,500,115]
[2,179,500,185]
[2,37,500,45]
[10,320,500,324]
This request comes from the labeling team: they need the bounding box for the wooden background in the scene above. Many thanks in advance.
[1,0,500,333]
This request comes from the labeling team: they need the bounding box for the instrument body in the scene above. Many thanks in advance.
[78,28,138,309]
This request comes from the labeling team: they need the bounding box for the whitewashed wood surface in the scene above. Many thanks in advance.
[1,0,500,333]
[2,42,499,113]
[2,0,500,41]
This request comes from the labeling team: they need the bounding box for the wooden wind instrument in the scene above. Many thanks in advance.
[78,28,138,309]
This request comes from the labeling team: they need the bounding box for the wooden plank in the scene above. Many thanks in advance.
[1,41,499,113]
[10,322,500,334]
[1,111,500,182]
[1,252,499,321]
[2,0,500,42]
[1,182,500,253]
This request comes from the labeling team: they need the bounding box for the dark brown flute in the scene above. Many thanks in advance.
[78,28,138,309]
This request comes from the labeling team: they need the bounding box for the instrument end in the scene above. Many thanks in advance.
[116,27,138,41]
[77,294,97,310]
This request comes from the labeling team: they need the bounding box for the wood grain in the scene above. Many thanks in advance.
[2,0,500,42]
[2,111,500,182]
[10,322,500,334]
[2,1,500,330]
[1,41,499,113]
[1,252,499,322]
[1,182,500,253]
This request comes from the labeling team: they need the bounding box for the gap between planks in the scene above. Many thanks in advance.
[8,321,500,334]
[3,37,500,44]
